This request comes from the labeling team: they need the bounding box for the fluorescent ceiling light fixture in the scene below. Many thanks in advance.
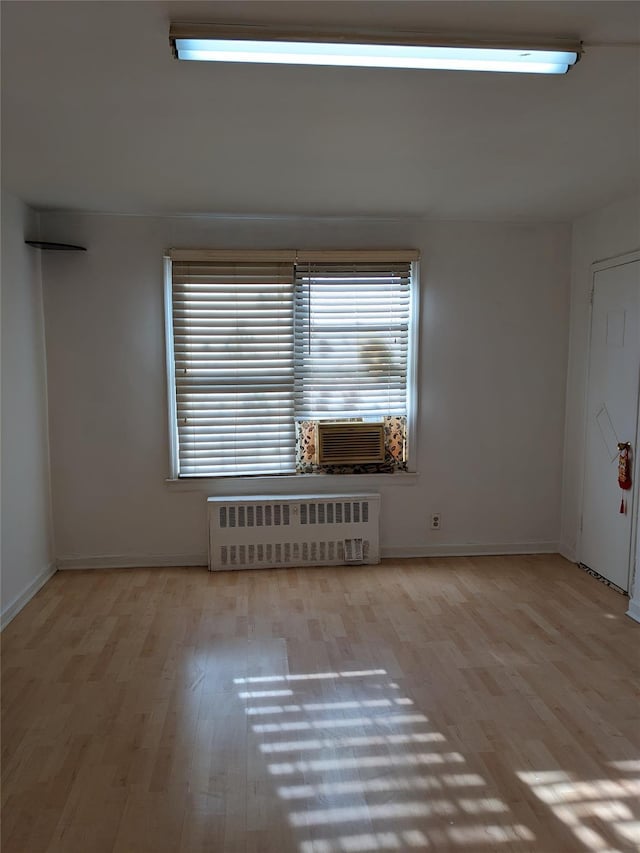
[170,24,581,74]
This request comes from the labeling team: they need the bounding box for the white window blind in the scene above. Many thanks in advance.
[171,259,296,476]
[293,261,412,420]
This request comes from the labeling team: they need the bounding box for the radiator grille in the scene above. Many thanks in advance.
[217,539,371,568]
[299,500,368,525]
[219,503,291,528]
[208,494,380,571]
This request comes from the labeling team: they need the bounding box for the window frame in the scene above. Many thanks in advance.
[164,251,420,480]
[164,256,180,479]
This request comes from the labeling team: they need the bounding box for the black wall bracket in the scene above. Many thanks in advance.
[25,240,87,251]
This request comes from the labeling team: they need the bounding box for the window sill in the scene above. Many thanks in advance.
[165,471,419,492]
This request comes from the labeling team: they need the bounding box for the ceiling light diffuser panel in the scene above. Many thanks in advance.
[170,25,581,74]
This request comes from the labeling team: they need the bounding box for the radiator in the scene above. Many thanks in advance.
[207,493,380,571]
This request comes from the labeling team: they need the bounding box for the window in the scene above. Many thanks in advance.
[165,249,419,478]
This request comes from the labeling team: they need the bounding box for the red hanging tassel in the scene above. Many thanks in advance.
[618,443,632,490]
[618,443,632,515]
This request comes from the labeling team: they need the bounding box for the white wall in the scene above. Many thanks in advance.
[1,192,55,624]
[39,211,570,567]
[560,194,640,562]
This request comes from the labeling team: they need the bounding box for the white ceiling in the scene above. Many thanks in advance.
[2,1,639,221]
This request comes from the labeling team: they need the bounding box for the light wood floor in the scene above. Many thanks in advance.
[2,555,639,853]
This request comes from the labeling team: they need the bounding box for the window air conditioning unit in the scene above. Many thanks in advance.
[317,421,385,465]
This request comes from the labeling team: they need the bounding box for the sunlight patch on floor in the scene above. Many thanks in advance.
[234,669,388,685]
[289,800,456,828]
[238,689,295,699]
[246,697,403,716]
[448,824,535,844]
[238,667,539,851]
[609,760,640,773]
[517,767,640,853]
[299,829,429,852]
[260,732,446,754]
[267,751,466,776]
[252,712,429,734]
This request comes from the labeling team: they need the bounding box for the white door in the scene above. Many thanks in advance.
[581,255,640,591]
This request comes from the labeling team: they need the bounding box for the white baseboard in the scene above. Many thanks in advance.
[56,543,559,571]
[557,544,577,563]
[1,562,57,630]
[57,553,208,570]
[626,598,640,624]
[381,541,559,559]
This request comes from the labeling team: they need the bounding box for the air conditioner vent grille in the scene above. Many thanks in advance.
[318,422,385,465]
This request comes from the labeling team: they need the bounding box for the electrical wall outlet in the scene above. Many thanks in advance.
[430,513,441,531]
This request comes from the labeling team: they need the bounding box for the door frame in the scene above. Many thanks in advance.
[578,249,640,592]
